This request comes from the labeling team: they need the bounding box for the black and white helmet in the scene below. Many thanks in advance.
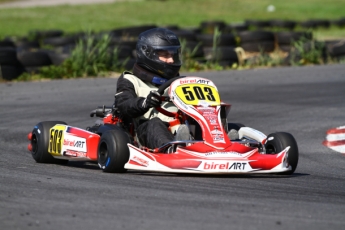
[136,28,182,80]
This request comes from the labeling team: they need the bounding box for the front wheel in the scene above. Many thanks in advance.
[265,132,299,175]
[31,121,68,164]
[97,128,131,173]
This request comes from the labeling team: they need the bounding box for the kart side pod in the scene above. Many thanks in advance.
[28,124,100,161]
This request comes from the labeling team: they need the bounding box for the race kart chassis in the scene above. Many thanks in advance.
[27,76,298,175]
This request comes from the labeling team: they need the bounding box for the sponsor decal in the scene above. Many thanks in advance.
[229,162,247,170]
[211,129,225,143]
[198,100,210,107]
[62,134,87,152]
[203,161,230,170]
[208,119,217,125]
[203,114,218,120]
[204,114,218,119]
[205,151,243,157]
[179,79,211,85]
[211,129,223,135]
[180,79,198,84]
[132,156,149,167]
[197,79,210,84]
[63,139,85,148]
[213,136,225,143]
[198,107,215,114]
[63,150,86,157]
[202,161,248,171]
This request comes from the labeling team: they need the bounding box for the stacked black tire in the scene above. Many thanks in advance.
[238,31,275,52]
[195,22,239,67]
[326,40,345,60]
[275,31,313,52]
[0,41,24,81]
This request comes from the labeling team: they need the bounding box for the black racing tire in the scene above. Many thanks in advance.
[0,47,20,65]
[0,65,24,81]
[327,41,345,56]
[275,31,313,45]
[196,34,237,47]
[200,20,227,34]
[172,30,198,42]
[299,20,330,29]
[269,20,297,30]
[203,46,238,61]
[48,52,70,66]
[16,40,40,52]
[240,41,275,52]
[17,51,53,67]
[183,41,204,58]
[0,40,15,48]
[265,132,299,175]
[42,36,78,47]
[238,31,275,43]
[97,128,131,173]
[332,18,345,27]
[29,29,64,40]
[31,121,68,164]
[244,20,270,29]
[226,23,249,32]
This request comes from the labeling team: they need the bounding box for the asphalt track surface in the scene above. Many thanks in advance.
[0,64,344,230]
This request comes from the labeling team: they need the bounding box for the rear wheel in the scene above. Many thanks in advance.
[97,128,131,173]
[265,132,299,175]
[31,121,68,164]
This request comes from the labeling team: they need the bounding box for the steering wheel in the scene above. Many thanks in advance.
[155,76,185,117]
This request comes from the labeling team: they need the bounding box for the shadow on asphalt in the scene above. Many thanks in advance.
[65,161,100,170]
[124,171,310,179]
[57,161,310,178]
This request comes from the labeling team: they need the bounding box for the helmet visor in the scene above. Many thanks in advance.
[149,46,182,66]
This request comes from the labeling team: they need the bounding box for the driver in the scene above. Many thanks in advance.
[114,28,190,150]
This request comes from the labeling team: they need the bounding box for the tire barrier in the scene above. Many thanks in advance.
[326,40,345,60]
[269,20,297,30]
[238,31,275,52]
[0,18,344,81]
[17,50,53,74]
[275,31,313,52]
[203,46,238,67]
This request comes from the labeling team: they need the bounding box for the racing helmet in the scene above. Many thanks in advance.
[136,28,182,79]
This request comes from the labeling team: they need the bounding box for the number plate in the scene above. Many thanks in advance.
[175,84,220,106]
[48,125,65,155]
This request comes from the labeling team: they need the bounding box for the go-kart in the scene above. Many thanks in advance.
[27,76,298,174]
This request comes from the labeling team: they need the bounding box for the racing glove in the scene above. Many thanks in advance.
[142,90,162,109]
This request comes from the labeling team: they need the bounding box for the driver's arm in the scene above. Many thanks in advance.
[115,76,149,118]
